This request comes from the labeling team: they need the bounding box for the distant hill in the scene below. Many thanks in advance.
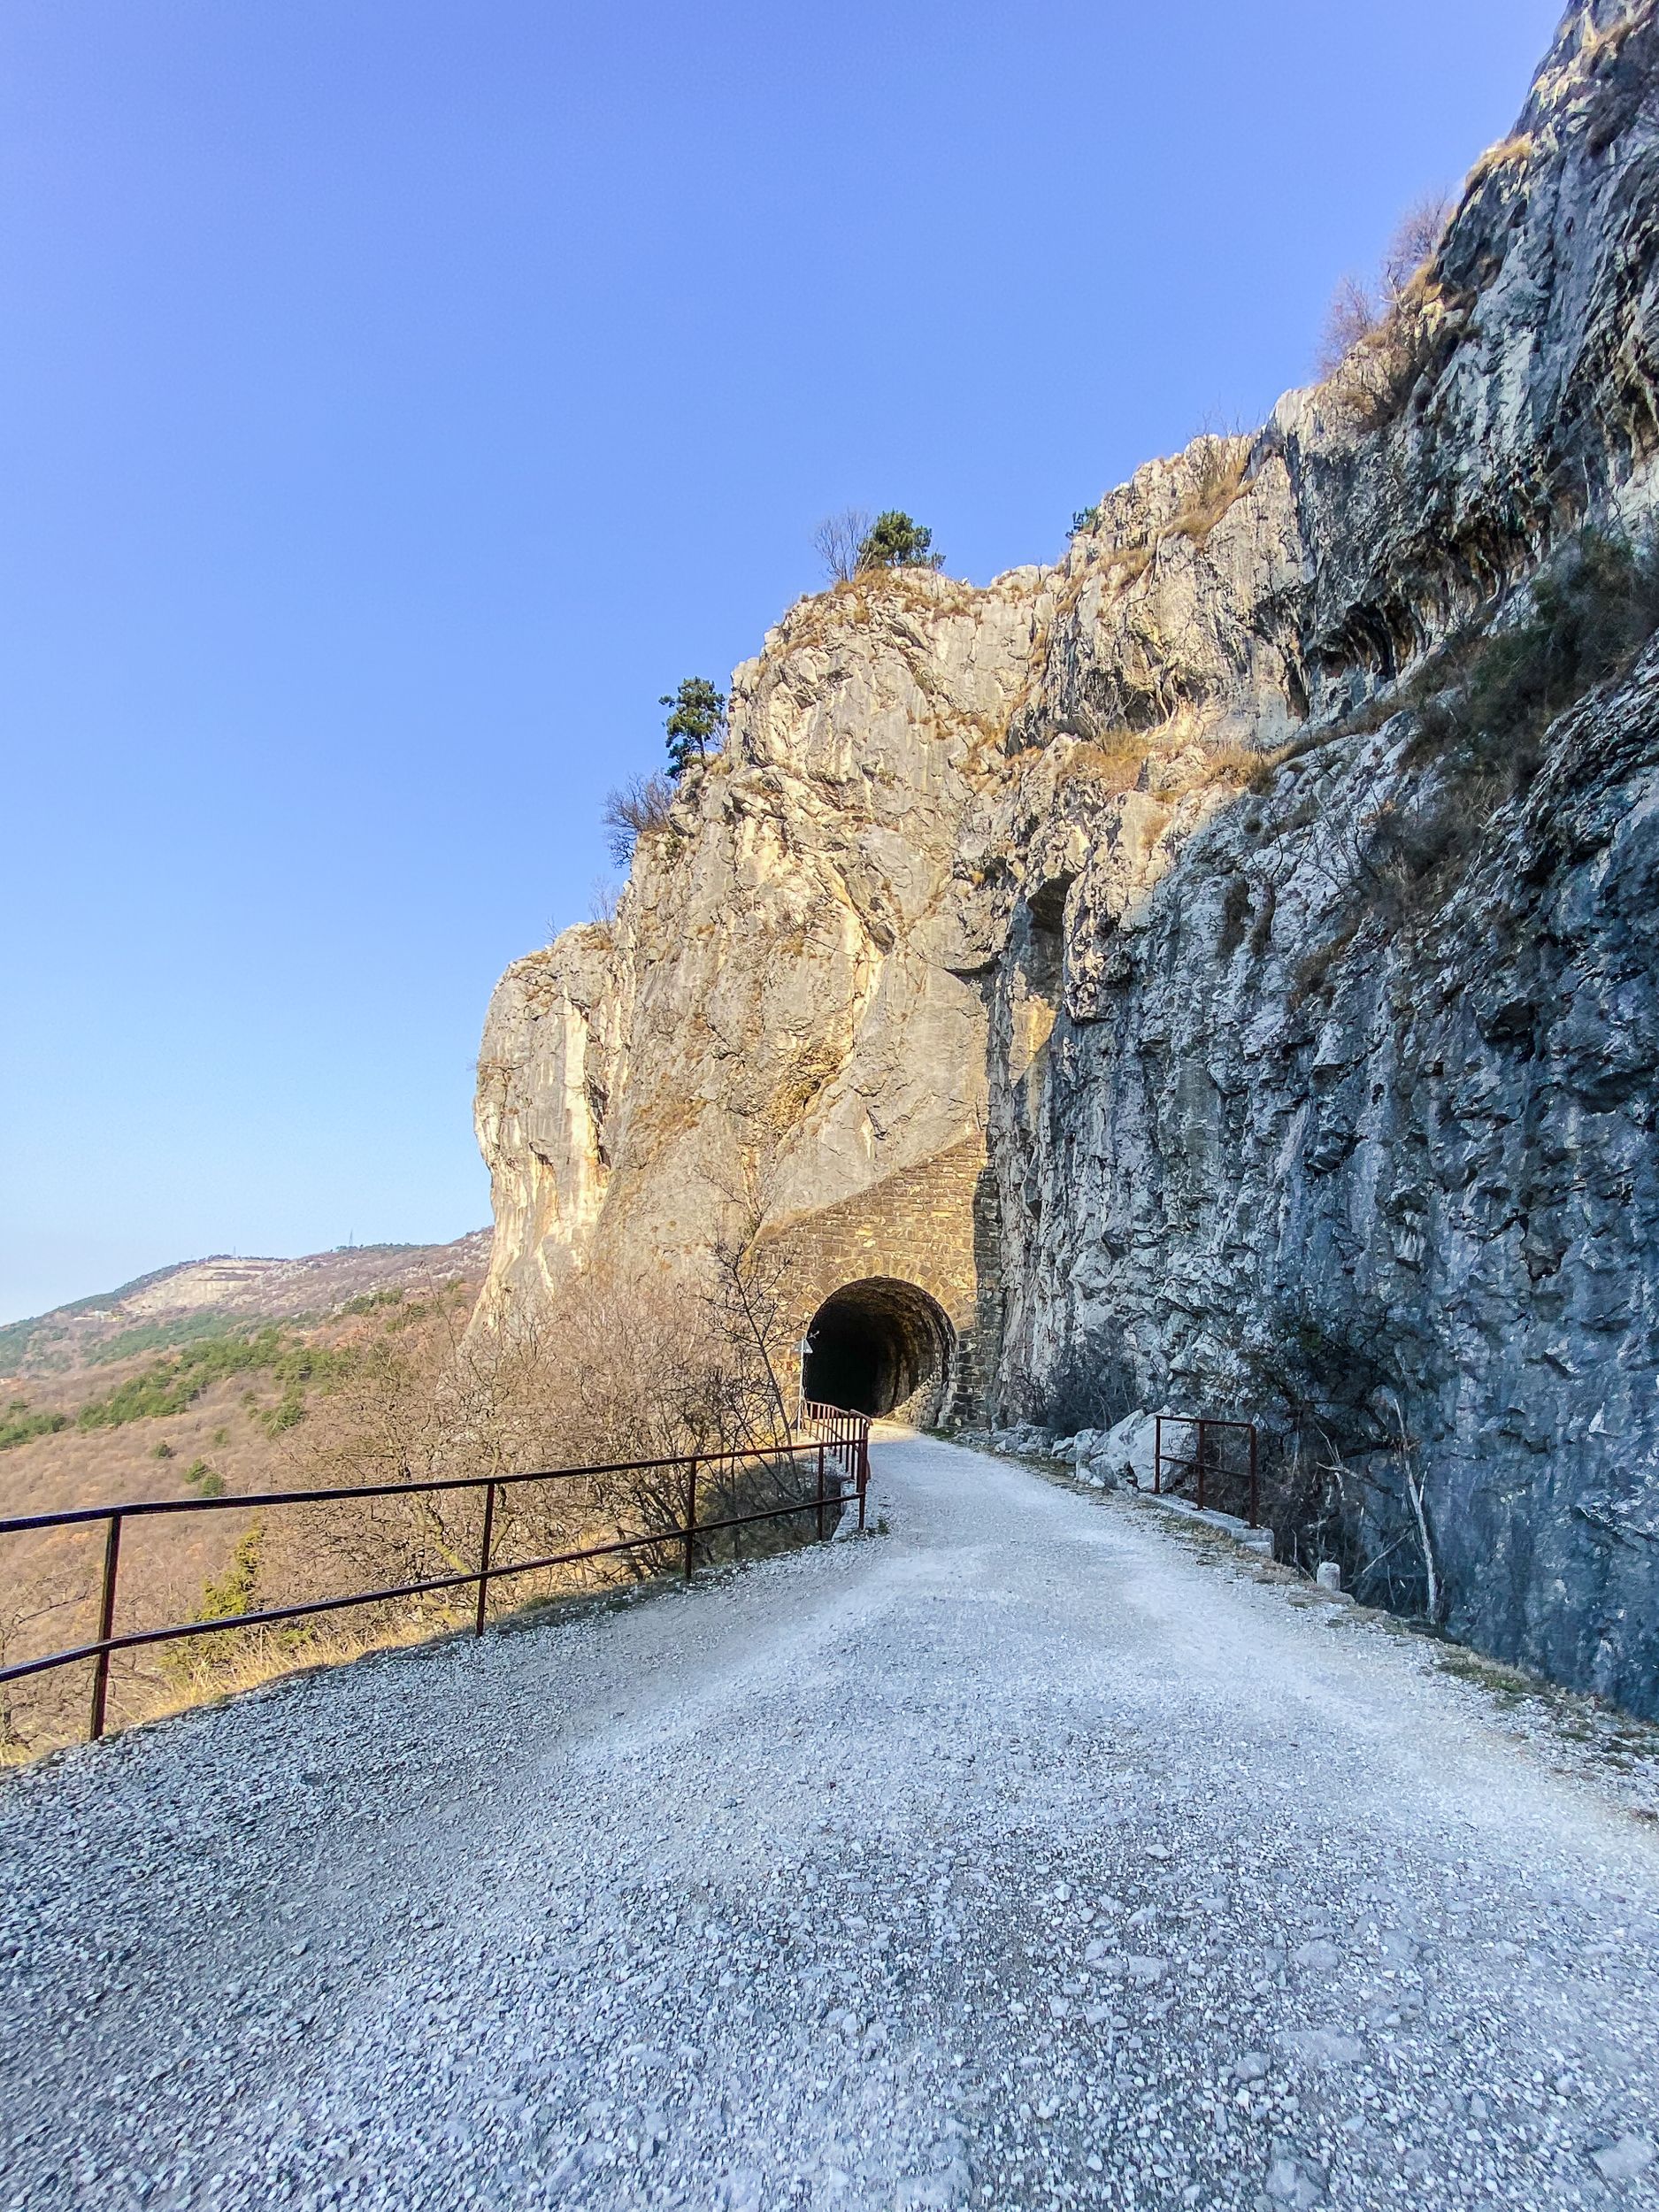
[0,1227,495,1760]
[0,1232,493,1382]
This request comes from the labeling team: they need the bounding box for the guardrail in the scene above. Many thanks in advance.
[0,1415,871,1747]
[1153,1415,1259,1527]
[798,1398,872,1489]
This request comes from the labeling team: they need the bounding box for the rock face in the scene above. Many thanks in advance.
[479,1,1659,1716]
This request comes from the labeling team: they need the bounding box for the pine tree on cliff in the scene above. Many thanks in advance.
[856,511,944,572]
[661,678,726,780]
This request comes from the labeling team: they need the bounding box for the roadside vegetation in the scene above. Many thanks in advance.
[1,1230,810,1763]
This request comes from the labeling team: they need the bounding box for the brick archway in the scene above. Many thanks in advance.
[764,1134,996,1425]
[803,1278,956,1425]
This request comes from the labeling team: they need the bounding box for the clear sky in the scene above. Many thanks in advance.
[0,0,1566,1325]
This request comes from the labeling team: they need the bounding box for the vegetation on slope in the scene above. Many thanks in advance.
[74,1328,352,1432]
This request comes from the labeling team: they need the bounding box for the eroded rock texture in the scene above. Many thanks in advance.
[479,0,1659,1714]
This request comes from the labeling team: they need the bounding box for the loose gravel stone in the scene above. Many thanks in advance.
[3,1432,1658,2211]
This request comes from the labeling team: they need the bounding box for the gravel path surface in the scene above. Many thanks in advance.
[4,1432,1659,2212]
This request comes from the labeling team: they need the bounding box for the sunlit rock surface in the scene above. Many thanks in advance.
[479,1,1659,1715]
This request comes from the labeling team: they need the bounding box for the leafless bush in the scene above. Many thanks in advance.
[602,772,675,866]
[1317,197,1450,414]
[588,877,622,932]
[812,508,874,586]
[0,1572,89,1760]
[242,1243,803,1640]
[1318,275,1385,376]
[1382,198,1448,296]
[8,1237,814,1758]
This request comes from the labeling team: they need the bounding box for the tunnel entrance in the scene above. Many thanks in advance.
[801,1278,956,1425]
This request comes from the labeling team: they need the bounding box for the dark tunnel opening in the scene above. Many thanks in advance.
[801,1278,956,1423]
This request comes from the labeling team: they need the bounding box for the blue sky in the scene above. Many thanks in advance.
[0,0,1565,1325]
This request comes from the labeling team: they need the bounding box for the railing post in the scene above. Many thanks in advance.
[474,1479,496,1637]
[1196,1420,1208,1514]
[1248,1423,1259,1530]
[816,1442,826,1542]
[683,1461,697,1581]
[88,1510,122,1743]
[1154,1416,1163,1495]
[858,1425,869,1532]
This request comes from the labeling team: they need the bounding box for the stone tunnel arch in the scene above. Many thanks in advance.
[801,1277,956,1425]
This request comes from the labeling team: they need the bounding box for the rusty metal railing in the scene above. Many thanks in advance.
[798,1398,872,1496]
[1153,1415,1258,1527]
[0,1422,871,1747]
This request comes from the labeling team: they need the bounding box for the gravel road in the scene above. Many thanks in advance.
[4,1432,1659,2212]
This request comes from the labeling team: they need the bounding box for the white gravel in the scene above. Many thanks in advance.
[4,1432,1659,2212]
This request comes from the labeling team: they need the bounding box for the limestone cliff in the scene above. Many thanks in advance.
[480,0,1659,1716]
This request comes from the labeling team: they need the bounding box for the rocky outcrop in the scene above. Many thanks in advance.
[479,1,1659,1716]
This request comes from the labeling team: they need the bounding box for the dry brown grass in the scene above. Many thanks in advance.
[1582,2,1655,70]
[1191,741,1266,788]
[1103,541,1154,587]
[1146,736,1301,802]
[783,565,975,653]
[1055,730,1148,797]
[763,1039,846,1133]
[1166,439,1251,545]
[1465,134,1534,191]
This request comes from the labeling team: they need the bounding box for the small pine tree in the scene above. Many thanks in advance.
[856,511,944,572]
[660,677,727,780]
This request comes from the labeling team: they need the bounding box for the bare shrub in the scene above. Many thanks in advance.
[588,878,622,932]
[1382,198,1449,298]
[602,772,675,866]
[1317,196,1451,420]
[245,1244,805,1643]
[1041,1338,1137,1438]
[0,1572,89,1761]
[812,508,874,586]
[12,1232,820,1755]
[1318,275,1383,377]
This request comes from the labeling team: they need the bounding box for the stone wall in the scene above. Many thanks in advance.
[766,1135,988,1419]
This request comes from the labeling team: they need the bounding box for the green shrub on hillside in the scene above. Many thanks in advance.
[1351,528,1659,923]
[75,1328,353,1431]
[0,1400,69,1452]
[183,1458,226,1498]
[1410,527,1659,794]
[201,1525,263,1619]
[165,1523,266,1683]
[257,1387,307,1438]
[86,1312,247,1365]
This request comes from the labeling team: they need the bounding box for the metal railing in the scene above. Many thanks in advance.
[798,1398,872,1489]
[1153,1415,1259,1527]
[0,1417,871,1747]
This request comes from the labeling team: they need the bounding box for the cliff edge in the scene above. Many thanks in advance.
[478,0,1659,1716]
